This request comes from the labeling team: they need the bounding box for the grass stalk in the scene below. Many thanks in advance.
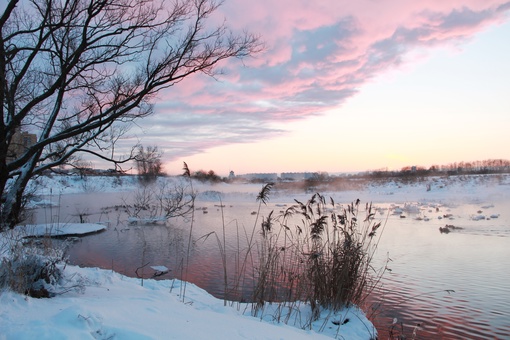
[181,162,196,302]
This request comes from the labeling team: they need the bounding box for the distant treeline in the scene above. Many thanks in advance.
[192,159,510,183]
[47,158,510,183]
[367,159,510,178]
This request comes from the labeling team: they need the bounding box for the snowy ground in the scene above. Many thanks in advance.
[1,173,509,339]
[0,264,375,339]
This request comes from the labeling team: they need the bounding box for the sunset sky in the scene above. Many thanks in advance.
[126,0,510,176]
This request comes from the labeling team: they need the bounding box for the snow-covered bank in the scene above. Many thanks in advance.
[29,173,510,205]
[0,265,375,339]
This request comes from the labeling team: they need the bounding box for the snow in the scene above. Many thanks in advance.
[2,173,510,339]
[0,265,373,339]
[14,223,106,238]
[150,265,169,272]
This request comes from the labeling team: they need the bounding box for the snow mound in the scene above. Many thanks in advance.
[16,223,106,237]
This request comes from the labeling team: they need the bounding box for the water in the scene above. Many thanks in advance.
[367,202,510,339]
[32,190,510,339]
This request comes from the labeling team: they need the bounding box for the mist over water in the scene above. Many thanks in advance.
[31,175,510,339]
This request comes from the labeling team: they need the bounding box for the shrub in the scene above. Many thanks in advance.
[0,235,67,298]
[124,178,195,224]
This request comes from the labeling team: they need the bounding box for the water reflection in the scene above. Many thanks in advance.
[32,193,510,339]
[367,202,510,339]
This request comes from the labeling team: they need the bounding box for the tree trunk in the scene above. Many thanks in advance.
[2,155,39,230]
[0,141,11,230]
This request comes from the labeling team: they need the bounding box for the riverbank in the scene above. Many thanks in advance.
[0,255,375,339]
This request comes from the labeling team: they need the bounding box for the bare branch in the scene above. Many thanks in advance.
[0,0,261,228]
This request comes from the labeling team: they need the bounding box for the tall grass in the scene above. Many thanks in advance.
[247,190,386,327]
[198,183,276,307]
[180,162,196,302]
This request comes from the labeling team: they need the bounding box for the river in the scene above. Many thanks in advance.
[32,180,510,339]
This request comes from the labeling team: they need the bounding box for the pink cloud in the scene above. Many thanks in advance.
[140,1,510,162]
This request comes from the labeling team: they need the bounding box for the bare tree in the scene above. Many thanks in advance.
[0,0,261,229]
[135,145,163,182]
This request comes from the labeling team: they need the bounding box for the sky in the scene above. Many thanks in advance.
[123,0,510,176]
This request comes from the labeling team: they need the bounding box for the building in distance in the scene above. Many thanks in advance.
[7,130,37,163]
